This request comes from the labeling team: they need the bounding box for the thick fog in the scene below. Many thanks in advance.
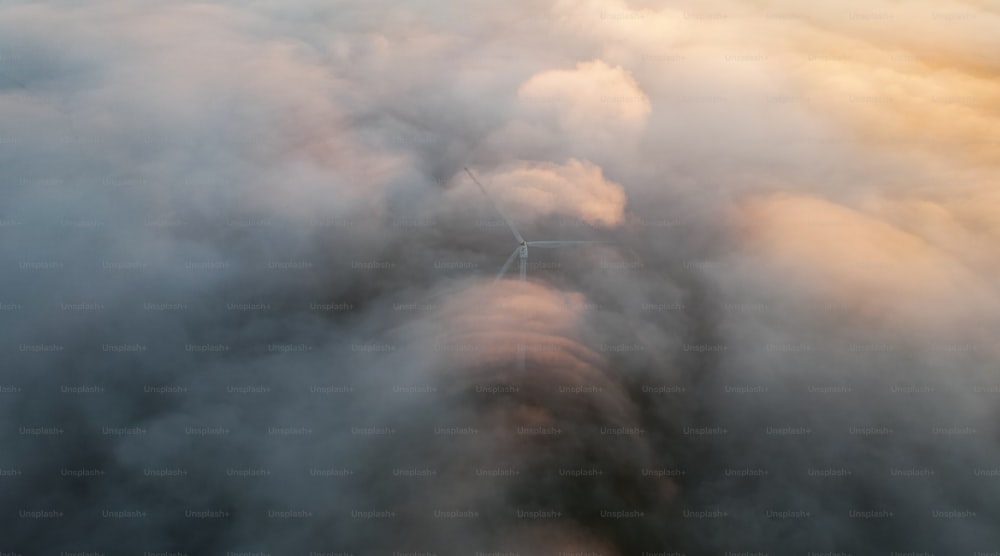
[1,1,998,554]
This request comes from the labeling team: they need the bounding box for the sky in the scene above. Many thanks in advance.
[1,0,999,554]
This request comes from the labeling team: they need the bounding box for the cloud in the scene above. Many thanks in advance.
[1,0,998,553]
[734,193,1000,334]
[456,158,627,227]
[518,59,651,132]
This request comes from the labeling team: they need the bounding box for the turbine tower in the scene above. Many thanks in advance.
[464,167,610,369]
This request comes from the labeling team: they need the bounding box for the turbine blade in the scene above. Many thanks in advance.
[494,246,521,282]
[464,167,524,244]
[526,240,615,248]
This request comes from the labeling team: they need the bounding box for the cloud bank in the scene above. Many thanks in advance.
[1,0,998,553]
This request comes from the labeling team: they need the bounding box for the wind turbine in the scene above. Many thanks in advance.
[464,167,611,369]
[464,167,611,283]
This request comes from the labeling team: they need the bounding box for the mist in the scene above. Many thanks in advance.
[2,1,999,554]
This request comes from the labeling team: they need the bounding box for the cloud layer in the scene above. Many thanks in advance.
[1,0,998,553]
